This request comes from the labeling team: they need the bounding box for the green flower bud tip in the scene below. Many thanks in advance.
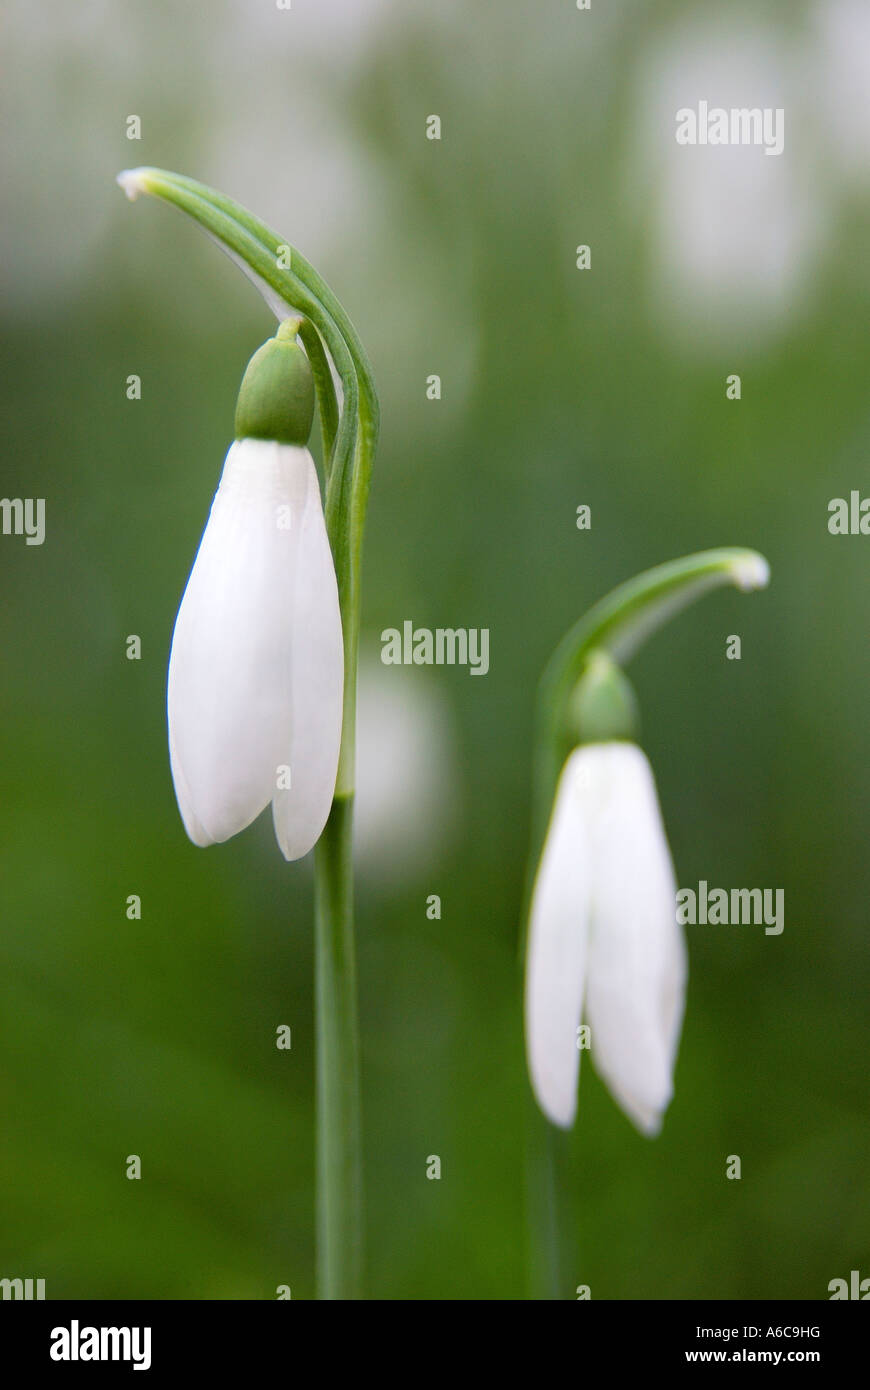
[565,650,639,746]
[234,318,316,447]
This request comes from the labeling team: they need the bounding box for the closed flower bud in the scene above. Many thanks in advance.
[167,321,343,860]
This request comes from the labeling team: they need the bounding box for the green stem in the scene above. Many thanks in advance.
[298,318,338,466]
[313,794,363,1299]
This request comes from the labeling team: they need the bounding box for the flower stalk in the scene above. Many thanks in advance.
[119,167,378,1299]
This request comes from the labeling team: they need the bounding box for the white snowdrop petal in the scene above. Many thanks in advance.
[525,747,593,1129]
[167,439,316,846]
[272,453,343,861]
[582,743,687,1135]
[168,721,212,847]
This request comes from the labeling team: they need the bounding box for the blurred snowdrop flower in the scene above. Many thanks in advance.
[812,0,870,183]
[524,551,769,1136]
[168,321,343,860]
[354,656,455,884]
[631,19,826,350]
[525,739,685,1135]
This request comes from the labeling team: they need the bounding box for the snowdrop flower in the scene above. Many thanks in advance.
[168,320,343,860]
[525,737,685,1136]
[524,551,769,1136]
[120,167,382,1298]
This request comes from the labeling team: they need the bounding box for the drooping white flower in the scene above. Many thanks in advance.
[525,741,686,1135]
[167,435,343,860]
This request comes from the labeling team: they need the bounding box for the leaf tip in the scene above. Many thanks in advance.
[730,550,770,593]
[116,167,150,202]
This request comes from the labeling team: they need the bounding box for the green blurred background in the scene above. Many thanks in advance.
[2,0,869,1300]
